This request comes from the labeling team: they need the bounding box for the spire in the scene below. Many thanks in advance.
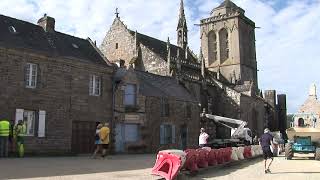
[177,0,188,49]
[179,0,185,20]
[309,83,317,99]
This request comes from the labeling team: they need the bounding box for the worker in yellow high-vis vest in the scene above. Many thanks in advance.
[14,120,26,157]
[0,119,10,157]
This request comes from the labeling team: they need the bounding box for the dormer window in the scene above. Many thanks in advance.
[8,26,17,34]
[72,43,79,49]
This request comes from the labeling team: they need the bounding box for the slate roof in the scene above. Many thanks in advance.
[0,14,108,66]
[115,68,198,102]
[128,30,198,63]
[216,0,240,9]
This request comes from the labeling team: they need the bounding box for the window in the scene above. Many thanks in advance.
[25,63,38,88]
[23,110,36,136]
[298,118,304,127]
[160,124,175,144]
[208,31,217,64]
[124,84,136,106]
[161,98,169,117]
[8,26,17,34]
[89,75,101,96]
[116,43,118,49]
[219,28,229,63]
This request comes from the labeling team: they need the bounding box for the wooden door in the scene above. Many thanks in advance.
[72,121,96,154]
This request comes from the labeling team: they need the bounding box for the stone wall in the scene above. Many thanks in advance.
[140,44,167,76]
[0,47,113,154]
[100,18,136,67]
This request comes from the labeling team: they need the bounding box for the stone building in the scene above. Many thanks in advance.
[113,68,200,153]
[0,14,114,154]
[292,83,320,128]
[100,0,287,142]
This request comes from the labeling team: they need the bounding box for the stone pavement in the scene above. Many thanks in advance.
[0,154,319,180]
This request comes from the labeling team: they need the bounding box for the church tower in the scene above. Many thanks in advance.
[177,0,188,49]
[200,0,258,90]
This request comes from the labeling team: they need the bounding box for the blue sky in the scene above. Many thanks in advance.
[1,0,320,113]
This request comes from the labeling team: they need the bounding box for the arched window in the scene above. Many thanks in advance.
[298,118,305,127]
[208,31,217,64]
[219,28,229,63]
[249,30,255,62]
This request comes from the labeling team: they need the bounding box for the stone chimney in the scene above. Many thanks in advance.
[37,14,55,32]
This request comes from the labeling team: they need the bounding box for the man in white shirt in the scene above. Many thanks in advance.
[199,128,209,148]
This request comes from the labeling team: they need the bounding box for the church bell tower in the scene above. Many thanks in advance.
[200,0,258,91]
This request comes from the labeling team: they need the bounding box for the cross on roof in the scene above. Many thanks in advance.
[115,8,119,18]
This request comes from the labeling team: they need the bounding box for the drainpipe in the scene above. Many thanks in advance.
[111,67,117,155]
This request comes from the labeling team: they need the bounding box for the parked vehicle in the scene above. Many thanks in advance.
[285,127,320,160]
[200,112,252,147]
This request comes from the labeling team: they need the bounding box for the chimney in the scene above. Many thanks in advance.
[37,14,55,32]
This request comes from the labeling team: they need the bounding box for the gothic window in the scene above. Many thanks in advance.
[249,30,255,61]
[208,31,217,64]
[116,43,118,49]
[219,28,229,63]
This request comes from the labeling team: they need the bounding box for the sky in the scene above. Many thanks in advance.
[1,0,320,113]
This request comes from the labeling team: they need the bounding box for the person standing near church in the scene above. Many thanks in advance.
[260,128,274,174]
[199,128,209,148]
[0,119,10,157]
[99,123,110,158]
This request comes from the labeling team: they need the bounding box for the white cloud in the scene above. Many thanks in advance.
[1,0,319,113]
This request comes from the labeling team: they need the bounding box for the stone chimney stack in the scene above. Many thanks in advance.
[37,14,55,32]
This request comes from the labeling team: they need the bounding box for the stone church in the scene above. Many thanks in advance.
[292,83,320,128]
[0,0,287,154]
[100,0,287,152]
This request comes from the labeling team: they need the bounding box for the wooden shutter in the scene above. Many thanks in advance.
[160,124,164,145]
[15,109,24,124]
[172,125,176,144]
[89,75,93,95]
[38,110,46,137]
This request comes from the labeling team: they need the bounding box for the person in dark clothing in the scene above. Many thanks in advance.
[260,128,274,174]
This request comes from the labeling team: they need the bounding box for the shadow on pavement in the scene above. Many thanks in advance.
[187,157,263,180]
[0,154,157,179]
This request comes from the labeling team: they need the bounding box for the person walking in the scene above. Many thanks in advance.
[92,123,103,158]
[199,128,209,148]
[0,119,10,157]
[260,128,274,174]
[13,120,26,157]
[99,123,110,158]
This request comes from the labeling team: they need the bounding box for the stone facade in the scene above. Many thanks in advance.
[0,14,114,154]
[100,0,286,141]
[200,0,258,90]
[113,68,199,153]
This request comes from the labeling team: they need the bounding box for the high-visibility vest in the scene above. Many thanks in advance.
[14,124,26,137]
[0,120,10,137]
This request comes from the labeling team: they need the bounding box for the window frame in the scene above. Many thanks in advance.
[161,98,169,117]
[25,63,38,89]
[89,75,101,96]
[124,83,137,106]
[160,124,175,145]
[23,110,36,136]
